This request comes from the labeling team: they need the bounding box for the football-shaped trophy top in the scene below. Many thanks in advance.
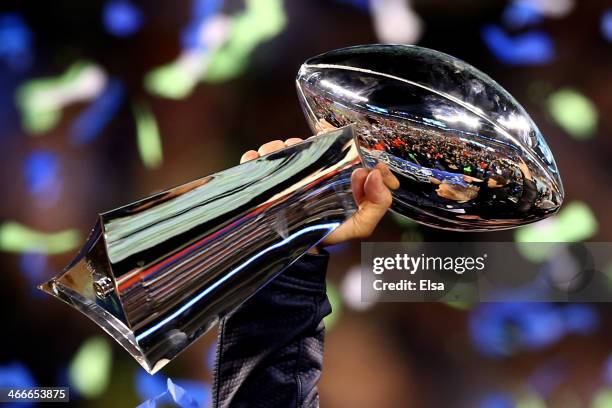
[297,44,564,231]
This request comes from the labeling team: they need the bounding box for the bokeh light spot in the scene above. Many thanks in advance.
[547,88,598,139]
[133,101,163,169]
[103,0,144,37]
[68,337,112,398]
[515,201,598,262]
[0,222,80,254]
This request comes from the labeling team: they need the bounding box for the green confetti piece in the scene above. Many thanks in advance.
[69,337,112,398]
[324,280,342,330]
[515,201,598,262]
[133,101,163,169]
[16,61,102,134]
[144,61,200,100]
[592,388,612,408]
[0,222,80,254]
[204,0,286,82]
[547,88,598,140]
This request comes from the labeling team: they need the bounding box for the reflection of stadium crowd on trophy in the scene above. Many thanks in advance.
[305,93,553,222]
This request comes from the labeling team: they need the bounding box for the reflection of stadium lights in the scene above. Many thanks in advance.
[433,111,480,129]
[320,79,368,102]
[497,112,532,145]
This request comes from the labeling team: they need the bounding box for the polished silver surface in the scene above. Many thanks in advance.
[297,44,563,230]
[40,44,564,375]
[39,126,359,374]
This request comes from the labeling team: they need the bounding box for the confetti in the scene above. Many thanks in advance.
[520,0,574,19]
[24,150,62,205]
[469,303,566,357]
[135,369,167,400]
[0,362,35,388]
[0,222,80,254]
[68,337,112,398]
[16,61,107,134]
[133,101,163,169]
[203,0,287,82]
[502,1,543,29]
[136,375,210,408]
[0,13,33,72]
[103,0,144,37]
[515,201,598,262]
[182,0,225,50]
[592,388,612,408]
[144,15,232,99]
[144,0,228,99]
[561,304,599,335]
[71,78,124,144]
[547,88,598,139]
[482,25,554,65]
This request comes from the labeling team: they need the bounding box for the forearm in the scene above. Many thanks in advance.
[212,252,331,408]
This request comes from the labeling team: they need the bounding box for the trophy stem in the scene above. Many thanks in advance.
[39,125,361,374]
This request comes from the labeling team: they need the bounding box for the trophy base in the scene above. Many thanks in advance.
[39,126,360,374]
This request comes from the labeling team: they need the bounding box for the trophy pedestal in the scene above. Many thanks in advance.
[40,126,360,374]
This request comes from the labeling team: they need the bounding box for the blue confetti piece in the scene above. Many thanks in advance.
[0,363,36,388]
[469,303,521,357]
[602,9,612,43]
[0,13,33,72]
[19,252,47,280]
[173,380,211,408]
[0,363,36,408]
[137,379,202,408]
[19,252,49,298]
[70,78,124,145]
[479,392,514,408]
[24,150,62,205]
[482,24,554,65]
[103,0,144,37]
[517,306,565,349]
[562,304,599,335]
[502,1,543,29]
[181,0,224,51]
[135,369,211,408]
[135,369,167,400]
[469,303,571,357]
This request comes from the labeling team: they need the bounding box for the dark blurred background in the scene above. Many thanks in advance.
[0,0,611,407]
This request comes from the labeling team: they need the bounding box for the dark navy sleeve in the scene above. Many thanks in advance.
[212,251,331,408]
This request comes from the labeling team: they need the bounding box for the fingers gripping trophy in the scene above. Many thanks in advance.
[40,45,563,374]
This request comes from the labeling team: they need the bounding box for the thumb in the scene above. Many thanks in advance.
[322,169,392,245]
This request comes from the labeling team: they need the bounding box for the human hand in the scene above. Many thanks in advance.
[240,138,399,246]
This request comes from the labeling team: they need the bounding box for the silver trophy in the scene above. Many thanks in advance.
[39,45,563,374]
